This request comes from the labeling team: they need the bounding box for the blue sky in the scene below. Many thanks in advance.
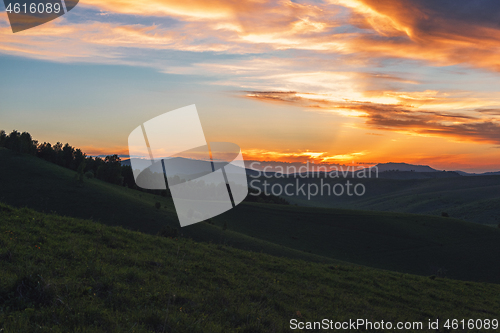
[1,0,500,172]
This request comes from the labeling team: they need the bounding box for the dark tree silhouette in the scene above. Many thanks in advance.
[73,149,86,171]
[37,142,56,163]
[0,130,6,147]
[121,165,136,189]
[0,129,253,204]
[62,143,75,169]
[97,155,123,185]
[19,132,37,155]
[4,130,21,152]
[53,142,64,166]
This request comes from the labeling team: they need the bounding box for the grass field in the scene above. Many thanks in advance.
[212,203,500,283]
[255,173,500,225]
[0,148,345,266]
[1,148,500,284]
[1,203,499,332]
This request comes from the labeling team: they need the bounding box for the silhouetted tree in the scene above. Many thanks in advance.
[19,132,37,155]
[73,149,86,172]
[85,156,103,176]
[97,155,123,185]
[2,130,37,154]
[4,130,21,152]
[121,165,136,188]
[37,142,56,162]
[53,142,64,166]
[0,130,7,147]
[62,143,75,169]
[1,129,149,191]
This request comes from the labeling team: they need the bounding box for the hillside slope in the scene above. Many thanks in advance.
[0,148,344,265]
[2,148,500,284]
[1,204,499,332]
[212,203,500,283]
[263,174,500,224]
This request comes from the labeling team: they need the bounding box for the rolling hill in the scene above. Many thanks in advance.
[0,148,338,266]
[255,173,500,225]
[1,203,499,332]
[1,148,500,284]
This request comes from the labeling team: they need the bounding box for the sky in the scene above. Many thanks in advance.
[1,0,500,173]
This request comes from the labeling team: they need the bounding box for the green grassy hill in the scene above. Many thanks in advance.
[1,203,499,332]
[0,148,341,266]
[212,203,500,283]
[258,175,500,224]
[1,148,500,284]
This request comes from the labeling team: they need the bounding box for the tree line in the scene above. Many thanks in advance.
[1,129,288,204]
[0,129,139,190]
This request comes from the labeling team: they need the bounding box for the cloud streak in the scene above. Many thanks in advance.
[2,0,500,171]
[332,0,500,70]
[3,0,500,71]
[245,91,500,144]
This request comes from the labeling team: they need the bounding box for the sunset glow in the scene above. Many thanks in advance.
[1,0,500,172]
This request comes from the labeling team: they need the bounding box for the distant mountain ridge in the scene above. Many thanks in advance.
[121,158,266,178]
[122,158,499,178]
[455,170,500,176]
[374,162,438,172]
[368,162,500,176]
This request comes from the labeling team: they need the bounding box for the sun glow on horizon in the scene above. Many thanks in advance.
[1,0,500,173]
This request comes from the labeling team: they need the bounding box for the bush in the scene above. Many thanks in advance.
[84,171,94,179]
[441,212,449,217]
[154,202,161,210]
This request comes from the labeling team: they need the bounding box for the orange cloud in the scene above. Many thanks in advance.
[0,15,243,62]
[332,0,500,70]
[0,0,347,61]
[3,0,500,72]
[245,91,500,145]
[75,0,500,71]
[2,1,500,173]
[80,145,129,157]
[82,0,333,32]
[243,148,368,165]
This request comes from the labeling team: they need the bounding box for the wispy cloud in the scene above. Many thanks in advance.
[79,145,129,157]
[331,0,500,70]
[243,148,368,164]
[2,0,500,171]
[245,91,500,144]
[3,0,500,72]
